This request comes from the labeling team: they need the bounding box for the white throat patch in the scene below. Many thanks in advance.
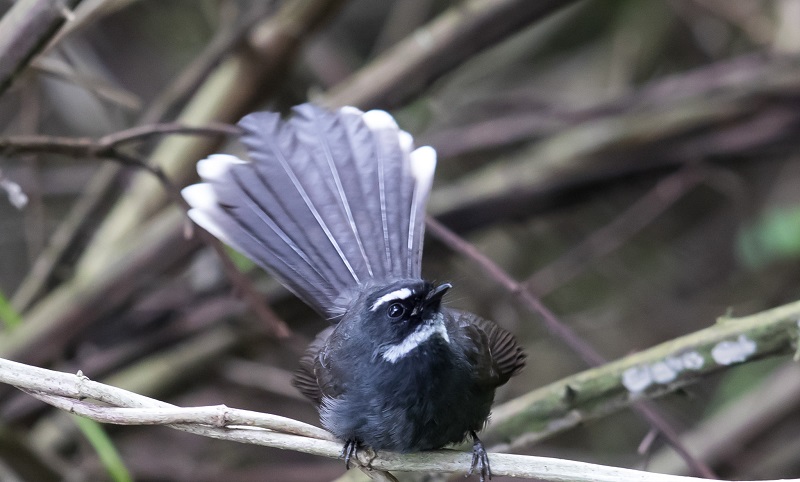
[381,313,450,363]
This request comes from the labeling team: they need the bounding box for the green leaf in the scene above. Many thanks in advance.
[737,205,800,269]
[0,290,22,330]
[224,245,255,272]
[73,416,133,482]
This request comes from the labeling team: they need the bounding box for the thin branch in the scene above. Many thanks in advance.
[22,389,333,440]
[0,123,241,158]
[0,356,793,482]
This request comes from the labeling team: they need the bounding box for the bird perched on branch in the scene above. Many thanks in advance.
[182,103,525,481]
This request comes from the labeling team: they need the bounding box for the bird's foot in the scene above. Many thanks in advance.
[341,439,359,470]
[467,431,491,482]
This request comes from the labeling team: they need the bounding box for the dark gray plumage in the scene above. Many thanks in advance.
[182,104,525,481]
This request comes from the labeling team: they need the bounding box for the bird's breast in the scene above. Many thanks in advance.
[322,336,494,452]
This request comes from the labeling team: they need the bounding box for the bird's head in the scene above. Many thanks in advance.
[355,280,452,363]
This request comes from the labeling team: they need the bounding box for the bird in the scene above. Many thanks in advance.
[181,103,526,481]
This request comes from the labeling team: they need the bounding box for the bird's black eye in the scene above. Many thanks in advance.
[387,302,406,319]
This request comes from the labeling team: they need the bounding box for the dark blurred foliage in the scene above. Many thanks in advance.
[1,0,800,481]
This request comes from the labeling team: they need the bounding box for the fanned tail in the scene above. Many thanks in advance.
[182,104,437,320]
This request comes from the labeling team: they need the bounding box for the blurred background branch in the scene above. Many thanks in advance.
[0,0,83,96]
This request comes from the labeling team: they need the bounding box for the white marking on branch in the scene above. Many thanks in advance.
[711,335,756,365]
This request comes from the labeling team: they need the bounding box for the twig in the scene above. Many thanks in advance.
[0,123,241,158]
[0,356,794,482]
[426,216,717,478]
[22,389,334,440]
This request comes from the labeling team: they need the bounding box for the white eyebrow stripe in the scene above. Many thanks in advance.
[370,288,413,311]
[381,313,449,363]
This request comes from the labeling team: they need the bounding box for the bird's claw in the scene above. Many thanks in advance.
[342,439,358,470]
[467,432,491,482]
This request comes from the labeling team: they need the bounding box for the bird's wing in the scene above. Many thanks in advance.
[453,309,526,386]
[182,104,437,320]
[292,327,334,405]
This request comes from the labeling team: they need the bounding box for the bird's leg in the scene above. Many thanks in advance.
[467,431,491,482]
[342,439,359,469]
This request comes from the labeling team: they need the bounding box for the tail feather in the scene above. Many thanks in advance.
[240,112,362,289]
[337,107,391,280]
[182,104,437,320]
[185,156,332,305]
[291,105,374,280]
[362,110,413,279]
[409,146,436,274]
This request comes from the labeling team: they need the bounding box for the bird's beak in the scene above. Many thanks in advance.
[425,283,452,307]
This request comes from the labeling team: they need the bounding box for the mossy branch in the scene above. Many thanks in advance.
[485,300,800,448]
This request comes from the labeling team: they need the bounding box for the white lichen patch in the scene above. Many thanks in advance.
[622,365,652,393]
[622,351,706,394]
[681,351,705,370]
[711,335,757,365]
[650,361,678,384]
[665,356,684,371]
